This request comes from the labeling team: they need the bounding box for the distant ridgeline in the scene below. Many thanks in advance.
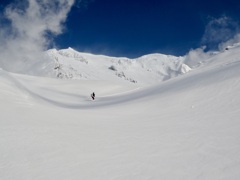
[46,48,191,85]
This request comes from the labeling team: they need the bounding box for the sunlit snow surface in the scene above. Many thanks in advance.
[46,47,190,85]
[0,46,240,180]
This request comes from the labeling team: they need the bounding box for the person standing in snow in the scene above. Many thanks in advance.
[91,92,95,100]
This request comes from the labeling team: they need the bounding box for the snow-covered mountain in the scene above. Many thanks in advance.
[1,43,240,179]
[45,48,191,85]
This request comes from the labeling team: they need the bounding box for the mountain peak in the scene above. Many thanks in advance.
[45,48,191,85]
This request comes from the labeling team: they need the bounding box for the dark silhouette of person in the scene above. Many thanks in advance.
[91,92,95,100]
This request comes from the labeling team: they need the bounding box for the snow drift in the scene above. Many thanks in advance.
[0,44,240,179]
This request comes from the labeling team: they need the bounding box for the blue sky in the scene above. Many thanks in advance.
[1,0,240,58]
[55,0,240,57]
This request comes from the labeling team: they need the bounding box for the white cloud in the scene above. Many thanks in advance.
[218,33,240,51]
[201,16,240,50]
[184,46,214,68]
[0,0,75,74]
[184,16,240,68]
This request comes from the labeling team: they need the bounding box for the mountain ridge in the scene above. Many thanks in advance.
[45,47,191,85]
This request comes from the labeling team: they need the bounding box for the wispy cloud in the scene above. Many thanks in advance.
[201,15,240,51]
[185,15,240,68]
[218,33,240,51]
[75,0,95,10]
[184,46,213,68]
[0,0,75,74]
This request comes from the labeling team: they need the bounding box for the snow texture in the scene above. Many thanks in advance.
[1,44,240,180]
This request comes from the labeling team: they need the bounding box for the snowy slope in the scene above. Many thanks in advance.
[46,48,190,85]
[0,45,240,180]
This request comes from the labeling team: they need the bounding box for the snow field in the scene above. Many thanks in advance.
[1,46,240,179]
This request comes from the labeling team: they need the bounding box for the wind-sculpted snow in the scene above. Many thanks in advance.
[1,45,240,180]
